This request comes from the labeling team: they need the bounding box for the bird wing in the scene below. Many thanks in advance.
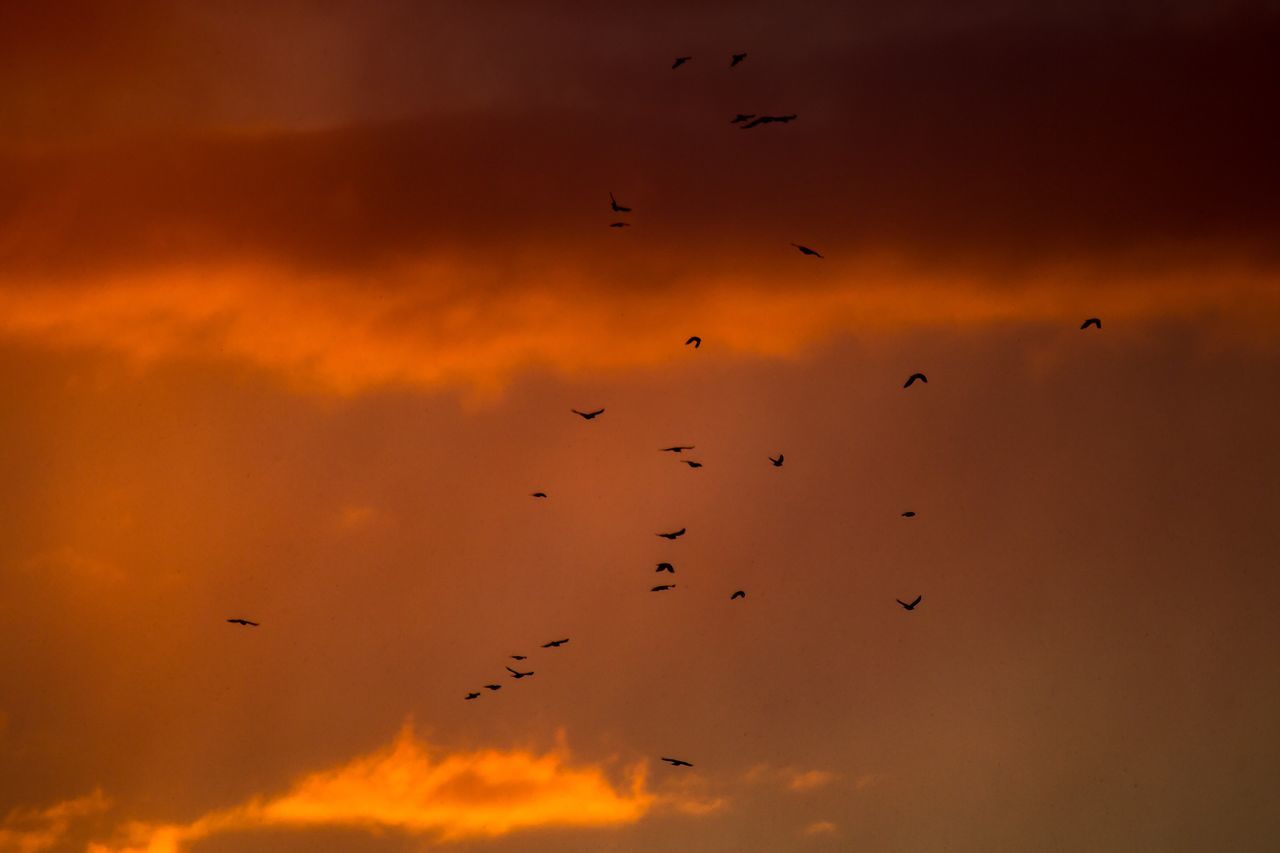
[910,595,922,607]
[742,117,765,128]
[506,666,519,674]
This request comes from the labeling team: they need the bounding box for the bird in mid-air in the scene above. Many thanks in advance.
[742,114,796,128]
[465,692,480,700]
[655,562,675,573]
[609,192,632,213]
[652,584,676,592]
[896,595,923,611]
[531,492,547,498]
[901,511,916,517]
[731,590,746,600]
[511,655,527,660]
[657,528,687,539]
[769,454,784,467]
[572,408,605,420]
[682,460,703,469]
[1080,317,1102,330]
[791,243,823,258]
[483,684,502,691]
[609,221,631,228]
[672,56,692,69]
[904,373,927,388]
[730,52,747,67]
[661,757,694,767]
[685,336,701,348]
[506,666,535,679]
[731,113,757,124]
[542,638,570,648]
[226,618,259,627]
[660,445,695,453]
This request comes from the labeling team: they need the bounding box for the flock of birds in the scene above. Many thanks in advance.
[225,49,1107,772]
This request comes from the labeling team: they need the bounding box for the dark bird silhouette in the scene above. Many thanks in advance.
[506,666,535,679]
[901,511,916,517]
[730,52,747,67]
[904,373,927,388]
[769,454,784,467]
[609,192,632,213]
[226,619,259,627]
[542,639,570,648]
[661,757,694,767]
[465,692,480,700]
[531,492,547,498]
[660,445,695,453]
[655,562,675,573]
[791,243,823,258]
[672,56,692,69]
[572,408,605,419]
[730,113,757,124]
[657,528,687,539]
[511,655,527,660]
[896,595,923,611]
[682,460,703,469]
[651,584,676,592]
[1080,317,1102,330]
[685,336,701,348]
[742,114,796,128]
[731,590,746,600]
[609,221,631,228]
[483,684,502,691]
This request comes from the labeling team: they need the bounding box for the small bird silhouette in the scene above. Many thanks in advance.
[769,454,784,467]
[661,757,694,767]
[660,446,695,453]
[904,373,927,388]
[901,511,916,518]
[609,192,632,213]
[652,584,676,592]
[226,619,259,627]
[730,52,747,67]
[731,590,746,600]
[731,113,757,124]
[655,562,675,573]
[685,336,701,348]
[511,655,527,661]
[896,595,923,611]
[657,528,687,539]
[791,243,823,258]
[531,492,547,498]
[682,460,703,469]
[672,56,692,69]
[542,639,570,648]
[742,114,796,128]
[572,408,605,419]
[506,666,535,678]
[609,221,631,228]
[1080,317,1102,330]
[483,684,502,691]
[465,692,480,700]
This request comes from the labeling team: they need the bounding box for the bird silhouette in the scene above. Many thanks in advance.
[731,590,746,600]
[511,655,527,661]
[652,584,676,592]
[896,595,923,611]
[682,460,703,469]
[531,492,547,498]
[672,56,692,69]
[483,684,502,691]
[769,454,784,467]
[609,221,631,228]
[226,618,259,627]
[655,562,675,573]
[742,114,796,128]
[730,52,747,67]
[609,192,632,213]
[506,666,535,678]
[731,113,757,124]
[542,639,570,648]
[791,243,823,258]
[465,692,480,700]
[904,373,927,388]
[660,445,695,453]
[661,757,694,767]
[685,336,701,348]
[1080,317,1102,330]
[657,528,687,539]
[572,408,605,419]
[901,511,916,517]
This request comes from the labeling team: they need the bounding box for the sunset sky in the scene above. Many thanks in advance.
[2,2,1279,851]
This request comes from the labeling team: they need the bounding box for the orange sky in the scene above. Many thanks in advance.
[2,3,1279,852]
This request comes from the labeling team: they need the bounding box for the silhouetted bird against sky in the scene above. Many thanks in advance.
[791,243,823,258]
[730,52,747,66]
[656,562,675,573]
[682,460,703,469]
[572,408,605,419]
[511,655,527,660]
[660,445,695,453]
[685,336,701,348]
[661,757,694,767]
[531,492,547,498]
[731,113,756,124]
[542,639,570,648]
[506,666,535,678]
[742,114,796,128]
[769,454,784,467]
[657,528,687,539]
[897,595,923,611]
[1081,317,1102,329]
[731,590,746,600]
[609,192,631,213]
[226,619,259,627]
[465,692,480,700]
[609,221,631,227]
[901,511,916,517]
[652,584,676,592]
[904,373,927,388]
[483,684,502,691]
[672,56,692,69]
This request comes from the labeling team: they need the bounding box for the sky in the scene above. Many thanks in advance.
[1,2,1278,851]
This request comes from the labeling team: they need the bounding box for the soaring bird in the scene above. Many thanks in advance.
[901,511,916,518]
[652,584,676,592]
[1080,317,1102,330]
[655,562,675,573]
[511,655,527,660]
[730,52,747,67]
[572,408,605,419]
[685,336,701,348]
[730,113,757,124]
[660,445,695,453]
[742,114,796,128]
[657,528,687,539]
[465,692,480,700]
[682,460,703,469]
[506,666,535,679]
[531,492,547,498]
[483,684,502,691]
[731,590,746,600]
[672,56,692,69]
[226,618,259,627]
[661,757,694,767]
[769,454,784,467]
[609,221,631,228]
[896,595,923,611]
[904,373,927,388]
[791,243,823,258]
[542,639,570,648]
[610,192,632,213]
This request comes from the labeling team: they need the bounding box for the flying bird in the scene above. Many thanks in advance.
[769,454,784,467]
[542,639,570,648]
[655,562,675,573]
[531,492,547,498]
[572,408,605,419]
[682,460,703,469]
[609,192,632,213]
[742,114,796,128]
[731,590,746,600]
[901,511,916,518]
[904,373,928,388]
[1080,317,1102,329]
[511,655,527,660]
[226,619,259,627]
[730,52,747,67]
[657,528,687,539]
[465,692,480,700]
[506,666,535,679]
[609,221,631,228]
[660,445,695,453]
[730,113,757,124]
[652,584,676,592]
[661,757,694,767]
[896,595,923,611]
[672,56,692,69]
[791,243,823,258]
[483,684,502,691]
[685,336,701,348]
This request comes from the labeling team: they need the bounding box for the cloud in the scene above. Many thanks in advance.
[0,790,110,853]
[785,770,838,792]
[744,764,839,793]
[802,820,838,837]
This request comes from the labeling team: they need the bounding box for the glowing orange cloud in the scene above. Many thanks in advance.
[0,790,109,853]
